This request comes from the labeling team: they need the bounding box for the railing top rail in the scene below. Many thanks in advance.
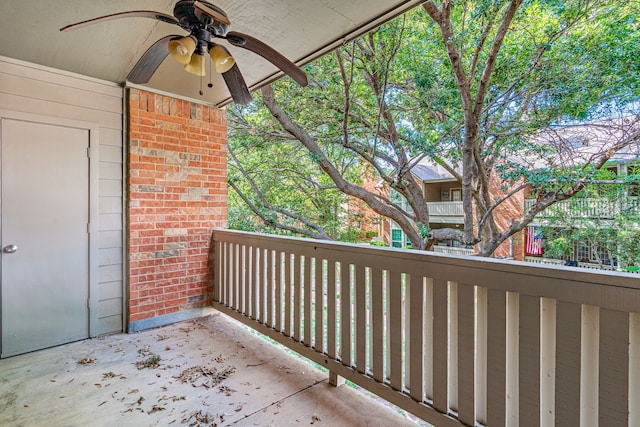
[213,229,640,313]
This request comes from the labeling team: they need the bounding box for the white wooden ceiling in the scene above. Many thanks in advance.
[0,0,422,106]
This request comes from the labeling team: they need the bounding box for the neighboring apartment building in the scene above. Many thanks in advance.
[375,119,640,271]
[378,160,522,259]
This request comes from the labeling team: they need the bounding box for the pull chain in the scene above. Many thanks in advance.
[208,57,214,88]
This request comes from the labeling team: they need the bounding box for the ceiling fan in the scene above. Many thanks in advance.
[60,0,308,105]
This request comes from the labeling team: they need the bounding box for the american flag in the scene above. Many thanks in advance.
[526,226,543,255]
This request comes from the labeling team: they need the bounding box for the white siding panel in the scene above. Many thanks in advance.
[0,72,122,115]
[99,248,123,267]
[100,265,123,284]
[99,231,123,249]
[0,93,122,130]
[100,281,124,301]
[99,213,123,231]
[99,180,123,197]
[0,57,124,336]
[99,144,123,163]
[99,162,122,180]
[99,197,123,214]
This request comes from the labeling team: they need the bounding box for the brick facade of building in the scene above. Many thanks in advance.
[127,89,227,329]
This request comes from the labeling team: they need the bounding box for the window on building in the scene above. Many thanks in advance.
[391,229,403,248]
[451,188,462,201]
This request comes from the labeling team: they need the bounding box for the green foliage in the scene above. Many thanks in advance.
[337,229,378,243]
[228,0,640,255]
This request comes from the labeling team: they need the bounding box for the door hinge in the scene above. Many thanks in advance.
[87,147,91,158]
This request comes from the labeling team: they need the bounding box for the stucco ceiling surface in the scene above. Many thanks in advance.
[0,0,421,106]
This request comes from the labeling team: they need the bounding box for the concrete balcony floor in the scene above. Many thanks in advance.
[0,312,420,427]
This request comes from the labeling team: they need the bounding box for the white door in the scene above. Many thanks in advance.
[1,118,90,357]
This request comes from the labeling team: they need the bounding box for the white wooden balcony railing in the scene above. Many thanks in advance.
[525,256,623,272]
[432,245,474,256]
[525,197,639,220]
[211,229,640,427]
[427,201,464,217]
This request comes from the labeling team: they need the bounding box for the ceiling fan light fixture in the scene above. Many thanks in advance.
[184,53,207,76]
[168,36,197,65]
[210,44,235,74]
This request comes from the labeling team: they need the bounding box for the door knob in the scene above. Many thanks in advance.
[3,244,18,254]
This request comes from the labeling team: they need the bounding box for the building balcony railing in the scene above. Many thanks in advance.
[525,196,639,221]
[211,229,640,426]
[426,201,464,223]
[432,245,474,256]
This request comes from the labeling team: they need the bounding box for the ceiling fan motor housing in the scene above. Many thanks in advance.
[174,0,229,36]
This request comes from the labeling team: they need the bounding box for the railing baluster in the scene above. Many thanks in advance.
[581,305,599,425]
[243,245,250,316]
[487,289,507,426]
[540,298,555,427]
[293,254,301,341]
[599,309,629,425]
[408,272,425,403]
[449,282,458,411]
[264,249,275,327]
[213,239,221,302]
[355,265,367,374]
[340,262,352,366]
[424,278,434,400]
[555,301,581,425]
[476,287,488,424]
[284,252,292,337]
[252,246,260,321]
[304,255,312,346]
[371,267,384,382]
[458,283,476,425]
[433,278,449,414]
[630,313,640,427]
[313,258,324,352]
[273,251,284,332]
[230,243,236,309]
[388,270,403,391]
[519,295,541,426]
[327,259,337,360]
[236,245,247,314]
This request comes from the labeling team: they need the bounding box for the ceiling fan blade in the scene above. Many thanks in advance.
[60,11,180,32]
[127,35,177,84]
[193,1,231,26]
[222,64,252,105]
[226,31,308,87]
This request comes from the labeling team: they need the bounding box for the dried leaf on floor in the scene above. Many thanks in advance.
[148,405,166,414]
[138,345,152,356]
[102,371,127,380]
[135,355,161,369]
[182,409,224,426]
[77,357,96,365]
[218,385,235,396]
[311,415,321,424]
[174,365,235,389]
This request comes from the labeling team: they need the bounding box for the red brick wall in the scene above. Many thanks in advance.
[127,88,227,325]
[488,173,525,260]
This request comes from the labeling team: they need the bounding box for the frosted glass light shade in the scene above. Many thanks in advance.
[168,37,196,65]
[184,53,206,76]
[210,44,235,73]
